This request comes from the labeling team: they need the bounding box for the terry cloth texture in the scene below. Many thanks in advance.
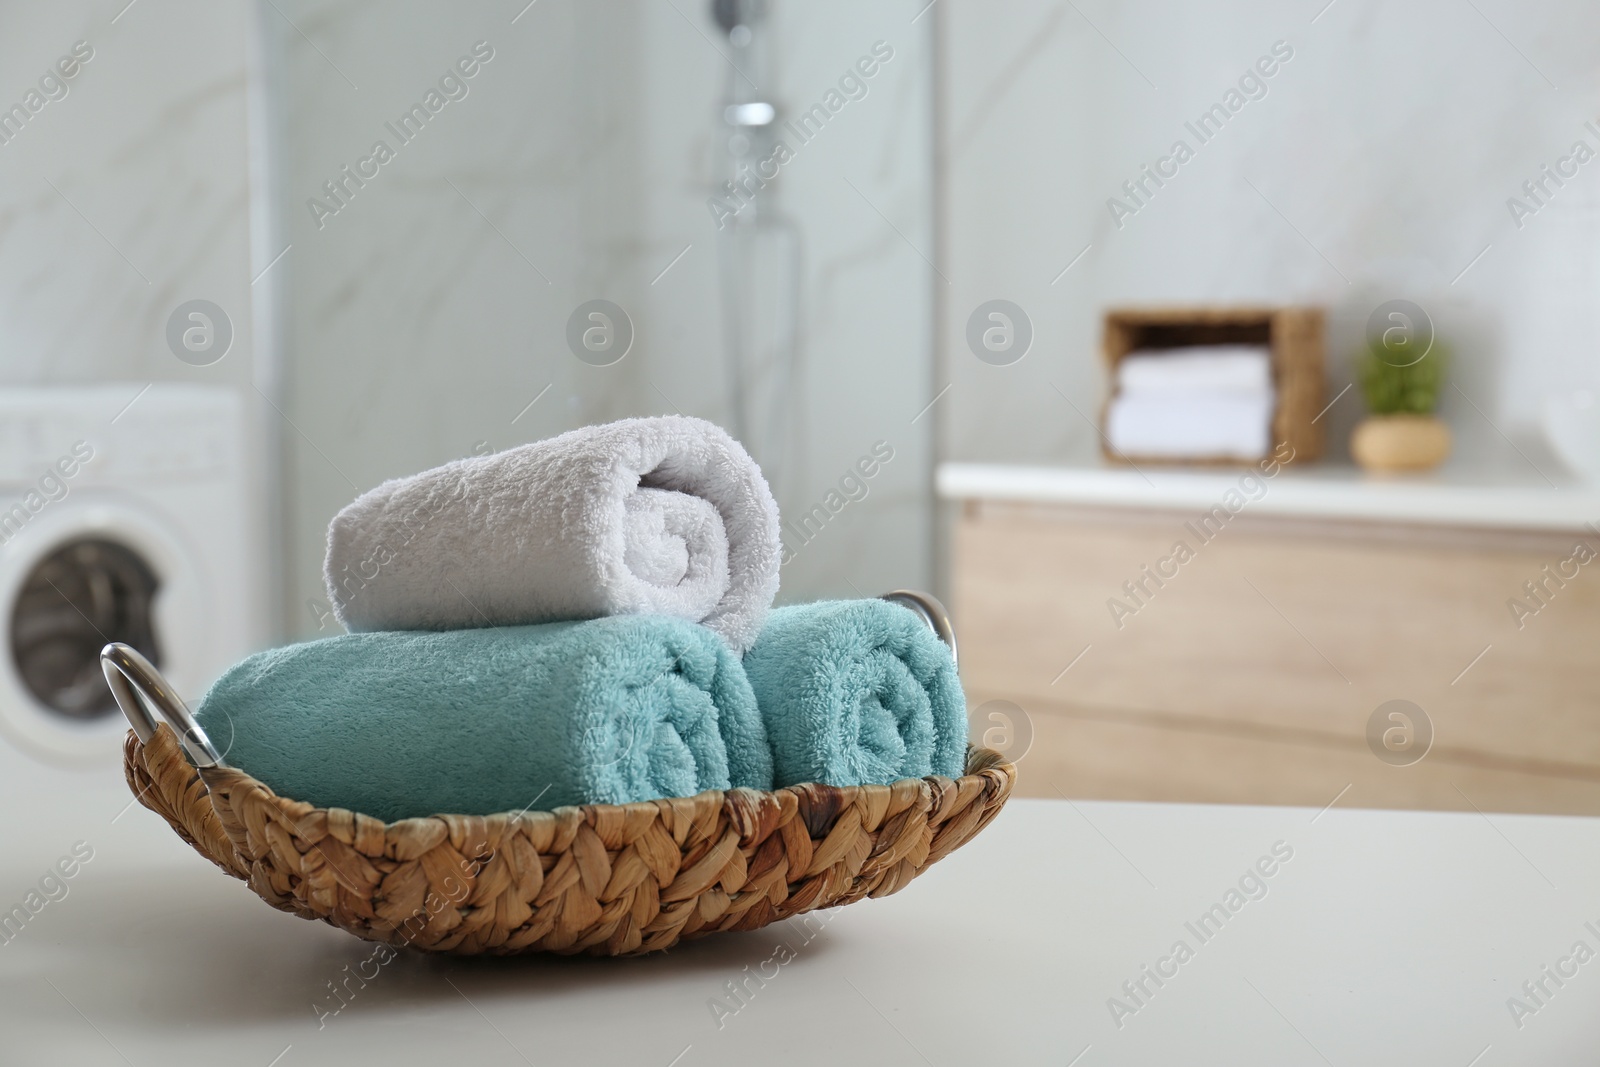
[324,415,781,654]
[742,599,968,788]
[194,616,773,821]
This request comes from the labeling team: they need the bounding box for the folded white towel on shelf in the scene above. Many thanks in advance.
[1106,392,1275,460]
[324,415,781,653]
[1116,346,1274,394]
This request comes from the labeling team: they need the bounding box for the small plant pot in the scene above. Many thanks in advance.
[1351,414,1451,472]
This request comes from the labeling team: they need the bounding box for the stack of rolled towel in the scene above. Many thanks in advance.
[195,417,967,822]
[1105,345,1276,461]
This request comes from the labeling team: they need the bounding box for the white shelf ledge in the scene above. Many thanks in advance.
[938,461,1600,533]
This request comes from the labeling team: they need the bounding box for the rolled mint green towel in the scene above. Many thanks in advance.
[742,600,968,788]
[193,616,773,821]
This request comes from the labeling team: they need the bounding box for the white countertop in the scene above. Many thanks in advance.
[7,793,1600,1064]
[939,461,1600,533]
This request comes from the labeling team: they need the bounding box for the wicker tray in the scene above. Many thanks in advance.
[116,664,1014,957]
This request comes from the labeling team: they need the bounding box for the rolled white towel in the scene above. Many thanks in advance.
[1106,392,1274,460]
[1117,346,1273,394]
[324,416,780,653]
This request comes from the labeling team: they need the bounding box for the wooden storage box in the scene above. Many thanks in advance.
[1101,306,1325,466]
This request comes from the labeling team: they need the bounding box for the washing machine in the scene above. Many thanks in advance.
[0,385,266,854]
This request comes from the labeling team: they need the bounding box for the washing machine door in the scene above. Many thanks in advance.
[0,494,209,764]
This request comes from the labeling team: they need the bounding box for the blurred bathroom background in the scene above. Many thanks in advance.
[2,0,1599,821]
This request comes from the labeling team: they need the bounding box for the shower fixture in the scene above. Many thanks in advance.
[712,0,802,499]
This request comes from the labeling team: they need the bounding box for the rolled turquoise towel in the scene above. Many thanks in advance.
[194,616,773,821]
[742,600,968,788]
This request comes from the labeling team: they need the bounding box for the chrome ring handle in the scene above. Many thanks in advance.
[880,589,958,671]
[100,643,225,769]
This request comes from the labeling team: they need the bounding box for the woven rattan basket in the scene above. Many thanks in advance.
[109,623,1015,956]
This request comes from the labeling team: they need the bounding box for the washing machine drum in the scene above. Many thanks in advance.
[11,538,162,719]
[0,498,209,764]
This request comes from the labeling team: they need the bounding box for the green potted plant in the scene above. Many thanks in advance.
[1351,337,1450,472]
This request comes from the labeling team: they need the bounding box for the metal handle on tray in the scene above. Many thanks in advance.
[880,590,958,670]
[101,643,226,769]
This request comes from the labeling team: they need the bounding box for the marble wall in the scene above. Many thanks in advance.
[0,1,256,389]
[274,0,935,637]
[939,0,1600,475]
